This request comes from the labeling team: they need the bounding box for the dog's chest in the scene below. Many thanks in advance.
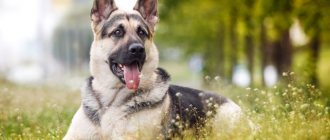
[99,106,165,139]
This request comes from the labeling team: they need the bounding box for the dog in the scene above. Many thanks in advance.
[64,0,244,139]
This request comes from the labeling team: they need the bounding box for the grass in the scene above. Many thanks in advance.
[0,73,329,139]
[0,79,80,139]
[194,72,329,140]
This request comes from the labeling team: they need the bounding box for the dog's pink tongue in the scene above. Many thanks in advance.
[123,64,140,90]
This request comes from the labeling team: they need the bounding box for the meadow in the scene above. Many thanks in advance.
[0,78,80,139]
[0,73,329,140]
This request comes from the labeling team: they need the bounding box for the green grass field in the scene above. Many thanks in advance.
[0,79,80,139]
[0,73,329,139]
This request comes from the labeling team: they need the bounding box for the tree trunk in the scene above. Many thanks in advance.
[245,34,254,86]
[260,23,273,86]
[273,29,292,77]
[309,29,320,86]
[307,11,321,86]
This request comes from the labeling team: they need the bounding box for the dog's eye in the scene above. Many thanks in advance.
[111,28,125,38]
[137,28,148,38]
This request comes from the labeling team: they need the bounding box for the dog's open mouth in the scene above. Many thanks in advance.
[110,61,142,90]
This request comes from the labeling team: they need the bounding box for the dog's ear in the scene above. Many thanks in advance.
[134,0,158,29]
[91,0,117,23]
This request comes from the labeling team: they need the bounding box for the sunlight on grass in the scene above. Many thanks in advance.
[0,79,80,139]
[200,72,329,139]
[0,74,329,139]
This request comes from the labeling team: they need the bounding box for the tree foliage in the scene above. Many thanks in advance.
[157,0,330,88]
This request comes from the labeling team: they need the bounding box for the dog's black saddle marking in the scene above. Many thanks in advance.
[164,84,228,138]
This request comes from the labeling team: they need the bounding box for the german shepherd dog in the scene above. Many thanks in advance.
[64,0,243,139]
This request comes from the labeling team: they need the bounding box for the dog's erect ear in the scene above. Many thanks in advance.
[91,0,117,23]
[134,0,158,29]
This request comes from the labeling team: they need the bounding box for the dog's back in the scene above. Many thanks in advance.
[160,75,243,138]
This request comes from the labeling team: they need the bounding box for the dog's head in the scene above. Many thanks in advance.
[89,0,159,91]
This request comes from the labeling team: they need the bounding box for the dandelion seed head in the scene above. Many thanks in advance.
[292,92,297,96]
[171,119,175,123]
[282,72,288,76]
[300,104,309,110]
[206,111,212,116]
[176,114,180,119]
[205,75,211,80]
[214,76,220,81]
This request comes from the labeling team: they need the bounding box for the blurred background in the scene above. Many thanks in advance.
[0,0,330,98]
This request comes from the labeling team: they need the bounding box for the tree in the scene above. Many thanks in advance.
[295,0,330,86]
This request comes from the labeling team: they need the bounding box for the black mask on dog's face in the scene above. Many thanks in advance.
[108,41,146,90]
[90,0,159,90]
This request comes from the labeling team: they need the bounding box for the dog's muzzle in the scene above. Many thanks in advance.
[109,43,146,90]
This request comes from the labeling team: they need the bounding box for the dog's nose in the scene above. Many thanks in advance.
[128,43,145,56]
